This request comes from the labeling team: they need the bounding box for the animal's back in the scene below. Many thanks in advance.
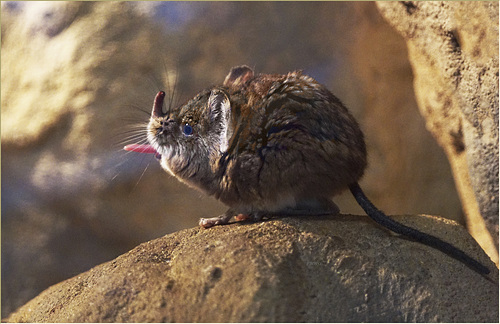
[214,70,367,211]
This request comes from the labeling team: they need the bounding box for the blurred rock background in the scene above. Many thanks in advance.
[1,1,493,318]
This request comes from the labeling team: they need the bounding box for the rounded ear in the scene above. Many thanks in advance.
[208,89,231,153]
[208,89,230,122]
[223,65,254,87]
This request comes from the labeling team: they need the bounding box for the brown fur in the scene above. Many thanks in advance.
[148,66,366,218]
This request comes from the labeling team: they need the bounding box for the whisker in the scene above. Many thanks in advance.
[122,104,151,116]
[114,137,146,149]
[130,154,156,194]
[116,131,148,141]
[169,69,178,113]
[161,62,171,115]
[111,126,149,142]
[108,146,156,190]
[115,124,149,134]
[144,67,164,92]
[116,129,148,137]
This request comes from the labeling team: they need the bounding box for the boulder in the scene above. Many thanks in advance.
[5,215,498,323]
[377,1,499,264]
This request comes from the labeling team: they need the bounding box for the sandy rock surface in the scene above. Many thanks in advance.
[6,215,498,323]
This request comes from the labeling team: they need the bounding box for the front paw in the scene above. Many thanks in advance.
[199,211,234,228]
[199,217,224,228]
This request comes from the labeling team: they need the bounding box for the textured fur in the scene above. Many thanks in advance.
[148,66,366,217]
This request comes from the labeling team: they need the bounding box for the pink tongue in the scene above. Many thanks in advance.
[123,144,158,154]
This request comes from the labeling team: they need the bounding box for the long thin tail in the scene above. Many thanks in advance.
[349,183,490,275]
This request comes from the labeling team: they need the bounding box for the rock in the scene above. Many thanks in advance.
[377,1,499,264]
[5,215,498,323]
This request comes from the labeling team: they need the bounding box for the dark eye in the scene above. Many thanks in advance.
[183,123,193,136]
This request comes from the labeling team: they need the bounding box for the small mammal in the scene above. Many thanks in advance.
[125,65,489,275]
